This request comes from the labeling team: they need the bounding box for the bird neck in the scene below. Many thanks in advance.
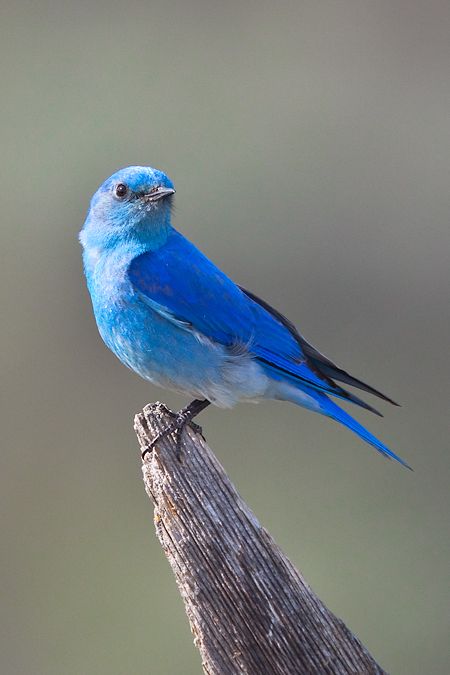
[81,214,173,281]
[133,210,172,250]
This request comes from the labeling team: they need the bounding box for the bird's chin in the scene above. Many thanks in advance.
[143,198,174,217]
[135,200,161,218]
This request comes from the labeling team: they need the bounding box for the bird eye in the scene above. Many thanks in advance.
[115,183,129,199]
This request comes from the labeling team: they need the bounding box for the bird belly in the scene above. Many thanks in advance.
[96,294,269,408]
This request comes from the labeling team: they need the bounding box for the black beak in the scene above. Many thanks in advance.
[143,186,176,202]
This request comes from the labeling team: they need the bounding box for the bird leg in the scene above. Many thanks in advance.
[142,399,211,461]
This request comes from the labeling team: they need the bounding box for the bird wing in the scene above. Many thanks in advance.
[239,287,398,406]
[128,230,381,412]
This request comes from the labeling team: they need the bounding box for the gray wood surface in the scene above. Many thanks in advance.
[134,402,388,675]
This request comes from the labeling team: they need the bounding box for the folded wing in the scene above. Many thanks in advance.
[128,230,388,414]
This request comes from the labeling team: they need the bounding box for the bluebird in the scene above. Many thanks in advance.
[80,166,409,468]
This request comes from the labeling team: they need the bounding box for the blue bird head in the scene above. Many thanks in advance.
[80,166,175,254]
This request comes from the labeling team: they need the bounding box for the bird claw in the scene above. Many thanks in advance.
[141,401,207,462]
[189,420,203,436]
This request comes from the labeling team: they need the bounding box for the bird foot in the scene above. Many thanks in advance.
[142,399,209,462]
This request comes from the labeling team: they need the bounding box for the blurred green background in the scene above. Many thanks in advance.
[1,1,449,673]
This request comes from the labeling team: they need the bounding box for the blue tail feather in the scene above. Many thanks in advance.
[319,395,412,469]
[281,383,411,469]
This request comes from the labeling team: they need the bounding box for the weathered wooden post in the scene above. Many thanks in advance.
[135,402,388,675]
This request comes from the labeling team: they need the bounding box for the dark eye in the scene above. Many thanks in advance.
[115,183,128,199]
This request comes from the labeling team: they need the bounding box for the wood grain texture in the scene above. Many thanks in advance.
[134,402,388,675]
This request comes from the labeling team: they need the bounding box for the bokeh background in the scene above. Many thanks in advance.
[1,1,449,673]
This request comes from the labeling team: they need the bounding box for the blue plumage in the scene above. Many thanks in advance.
[80,166,410,468]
